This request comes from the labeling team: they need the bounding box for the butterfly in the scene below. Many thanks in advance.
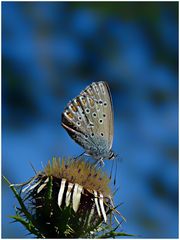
[61,81,116,165]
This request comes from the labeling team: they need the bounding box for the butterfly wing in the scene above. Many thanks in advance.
[61,89,98,154]
[81,81,114,151]
[61,81,114,159]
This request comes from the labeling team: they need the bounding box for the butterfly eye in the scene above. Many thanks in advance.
[101,133,104,136]
[103,114,106,118]
[98,100,103,105]
[78,116,82,121]
[103,102,107,107]
[91,133,94,137]
[84,134,88,139]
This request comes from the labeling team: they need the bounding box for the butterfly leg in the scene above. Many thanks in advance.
[94,158,104,168]
[74,151,85,160]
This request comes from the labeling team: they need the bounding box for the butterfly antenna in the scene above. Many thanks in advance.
[114,157,118,185]
[114,154,121,186]
[110,158,114,180]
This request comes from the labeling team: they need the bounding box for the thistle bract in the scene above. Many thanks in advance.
[6,157,127,238]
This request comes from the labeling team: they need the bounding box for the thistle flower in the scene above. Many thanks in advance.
[4,157,131,238]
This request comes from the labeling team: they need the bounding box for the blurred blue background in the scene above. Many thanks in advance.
[2,2,178,238]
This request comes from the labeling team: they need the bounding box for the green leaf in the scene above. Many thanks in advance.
[47,176,53,200]
[10,215,43,238]
[3,176,33,222]
[3,176,44,237]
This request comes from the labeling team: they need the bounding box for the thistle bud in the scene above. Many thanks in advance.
[5,157,128,238]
